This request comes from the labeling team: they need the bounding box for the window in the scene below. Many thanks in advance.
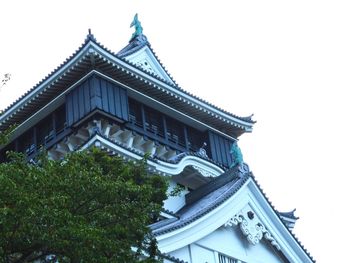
[36,104,66,148]
[127,98,213,154]
[18,129,35,155]
[187,126,206,152]
[144,106,164,137]
[128,99,143,128]
[7,104,67,157]
[55,104,66,134]
[37,115,54,147]
[166,117,185,147]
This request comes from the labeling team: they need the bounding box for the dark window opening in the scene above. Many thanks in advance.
[18,129,35,155]
[144,106,164,137]
[37,115,54,147]
[4,103,67,158]
[128,99,143,128]
[127,98,230,164]
[187,127,206,152]
[55,104,66,135]
[166,117,185,147]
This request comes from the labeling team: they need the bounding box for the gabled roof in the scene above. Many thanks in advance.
[117,34,176,85]
[151,164,315,262]
[0,31,254,139]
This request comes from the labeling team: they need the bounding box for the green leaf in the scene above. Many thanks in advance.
[0,148,167,262]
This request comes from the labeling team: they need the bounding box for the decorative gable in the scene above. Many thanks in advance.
[225,204,281,251]
[154,167,314,263]
[124,45,175,84]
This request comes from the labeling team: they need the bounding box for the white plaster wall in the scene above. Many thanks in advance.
[125,46,174,83]
[168,246,192,263]
[163,180,189,213]
[190,244,216,263]
[167,225,286,263]
[195,226,285,263]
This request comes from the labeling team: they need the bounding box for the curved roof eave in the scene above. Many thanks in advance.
[0,35,96,127]
[78,134,226,178]
[0,35,254,134]
[116,34,255,129]
[89,42,255,130]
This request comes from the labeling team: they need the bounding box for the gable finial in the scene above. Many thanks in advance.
[130,13,143,40]
[86,28,96,42]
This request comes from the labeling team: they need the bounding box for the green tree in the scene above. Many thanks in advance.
[0,125,15,146]
[0,149,167,263]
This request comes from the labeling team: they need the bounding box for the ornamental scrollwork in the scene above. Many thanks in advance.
[264,231,281,250]
[225,209,281,250]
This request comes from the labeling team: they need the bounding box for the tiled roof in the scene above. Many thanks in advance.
[0,38,89,126]
[151,165,250,236]
[0,31,254,136]
[116,34,255,125]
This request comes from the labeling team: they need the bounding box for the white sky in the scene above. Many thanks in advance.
[1,1,349,261]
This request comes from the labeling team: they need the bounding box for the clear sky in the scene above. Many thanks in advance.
[1,1,349,261]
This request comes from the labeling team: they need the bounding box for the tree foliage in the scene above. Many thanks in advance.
[0,125,16,146]
[0,149,167,263]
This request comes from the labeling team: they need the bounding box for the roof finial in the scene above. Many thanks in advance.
[130,13,143,40]
[86,28,96,42]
